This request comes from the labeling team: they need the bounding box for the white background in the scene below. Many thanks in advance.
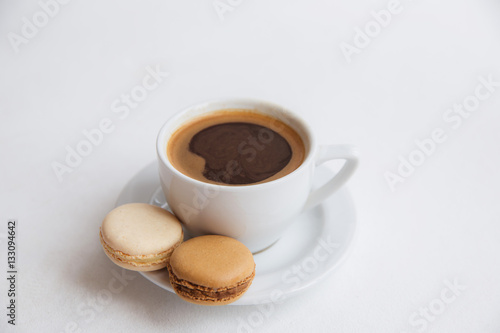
[1,0,500,332]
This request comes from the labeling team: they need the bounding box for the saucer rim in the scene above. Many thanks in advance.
[115,161,358,305]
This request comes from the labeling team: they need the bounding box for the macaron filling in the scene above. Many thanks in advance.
[167,265,255,302]
[100,230,182,268]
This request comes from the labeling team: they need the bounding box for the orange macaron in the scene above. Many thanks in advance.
[167,235,255,305]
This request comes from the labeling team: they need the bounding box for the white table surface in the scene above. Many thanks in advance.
[1,1,500,332]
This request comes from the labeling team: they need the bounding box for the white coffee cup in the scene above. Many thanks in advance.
[157,99,358,253]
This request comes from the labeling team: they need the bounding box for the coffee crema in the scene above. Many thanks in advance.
[167,110,305,185]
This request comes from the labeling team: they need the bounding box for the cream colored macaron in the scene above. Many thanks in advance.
[99,203,183,271]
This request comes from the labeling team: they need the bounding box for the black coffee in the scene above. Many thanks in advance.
[189,122,292,185]
[167,110,305,185]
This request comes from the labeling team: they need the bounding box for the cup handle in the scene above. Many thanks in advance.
[303,144,359,211]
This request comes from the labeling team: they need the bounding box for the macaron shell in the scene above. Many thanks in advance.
[167,261,255,305]
[99,203,183,271]
[101,203,182,256]
[169,235,255,289]
[100,229,182,271]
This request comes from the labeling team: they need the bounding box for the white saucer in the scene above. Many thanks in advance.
[116,161,357,305]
